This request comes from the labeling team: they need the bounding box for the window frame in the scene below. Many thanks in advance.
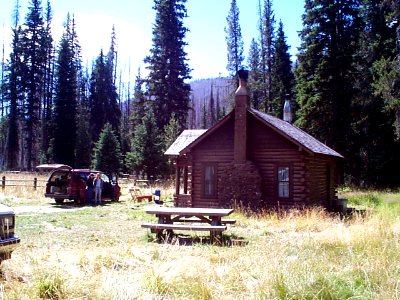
[202,163,217,198]
[276,165,292,200]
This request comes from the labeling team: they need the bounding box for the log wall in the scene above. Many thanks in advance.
[180,114,341,209]
[248,117,307,207]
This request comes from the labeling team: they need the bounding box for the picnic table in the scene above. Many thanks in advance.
[141,206,235,243]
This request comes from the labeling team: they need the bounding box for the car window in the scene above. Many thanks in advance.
[49,171,68,182]
[78,172,89,180]
[101,174,110,183]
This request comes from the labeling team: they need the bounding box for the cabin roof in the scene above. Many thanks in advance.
[165,109,343,158]
[249,109,343,158]
[165,129,207,156]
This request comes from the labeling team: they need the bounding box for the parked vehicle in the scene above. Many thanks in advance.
[45,165,120,204]
[0,204,20,263]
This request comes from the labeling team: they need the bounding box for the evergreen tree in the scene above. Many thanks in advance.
[119,64,133,158]
[200,100,207,129]
[373,58,400,137]
[92,122,122,175]
[163,112,181,174]
[126,107,165,180]
[163,112,180,149]
[270,21,294,117]
[52,15,78,166]
[259,0,275,111]
[208,83,216,126]
[216,90,225,121]
[104,26,121,136]
[40,0,54,163]
[247,38,263,110]
[73,21,90,168]
[89,33,121,143]
[372,0,400,138]
[22,0,48,169]
[349,0,398,186]
[145,0,191,132]
[3,3,24,170]
[295,0,360,155]
[89,50,107,142]
[130,70,147,130]
[225,0,244,84]
[187,95,196,129]
[107,25,118,86]
[75,99,91,168]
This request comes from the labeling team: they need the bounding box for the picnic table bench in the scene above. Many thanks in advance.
[141,206,235,243]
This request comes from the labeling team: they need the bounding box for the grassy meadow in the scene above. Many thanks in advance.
[0,172,400,299]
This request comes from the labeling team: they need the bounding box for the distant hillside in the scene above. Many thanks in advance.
[188,77,234,129]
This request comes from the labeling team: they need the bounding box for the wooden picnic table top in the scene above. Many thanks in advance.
[144,206,234,217]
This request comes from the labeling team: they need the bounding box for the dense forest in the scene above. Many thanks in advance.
[0,0,399,188]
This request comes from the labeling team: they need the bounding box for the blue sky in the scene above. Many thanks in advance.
[1,0,304,80]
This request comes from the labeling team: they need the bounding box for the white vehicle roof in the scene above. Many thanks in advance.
[0,204,15,216]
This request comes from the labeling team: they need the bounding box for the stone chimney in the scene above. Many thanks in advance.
[234,70,250,163]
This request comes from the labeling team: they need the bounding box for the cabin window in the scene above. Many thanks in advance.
[203,164,216,198]
[278,166,290,198]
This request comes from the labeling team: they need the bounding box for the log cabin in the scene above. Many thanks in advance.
[166,71,344,210]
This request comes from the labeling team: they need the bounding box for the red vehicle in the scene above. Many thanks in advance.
[44,165,120,204]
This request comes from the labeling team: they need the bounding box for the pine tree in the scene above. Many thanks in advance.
[216,90,225,121]
[225,0,244,84]
[130,70,147,130]
[22,0,48,169]
[187,95,196,129]
[247,38,263,110]
[372,0,400,138]
[348,0,398,186]
[89,50,107,142]
[52,15,78,166]
[200,100,207,129]
[145,0,191,132]
[3,3,24,170]
[126,107,165,179]
[89,32,121,143]
[104,26,121,136]
[259,0,275,111]
[92,123,122,175]
[163,112,181,175]
[208,83,216,126]
[75,99,91,168]
[40,0,54,163]
[270,21,294,117]
[73,19,90,168]
[295,0,360,155]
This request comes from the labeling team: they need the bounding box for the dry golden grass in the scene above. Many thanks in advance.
[0,172,49,202]
[0,174,399,299]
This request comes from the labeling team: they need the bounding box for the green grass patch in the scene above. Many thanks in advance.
[346,192,383,207]
[35,272,65,299]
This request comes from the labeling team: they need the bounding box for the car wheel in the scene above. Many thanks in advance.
[55,199,64,204]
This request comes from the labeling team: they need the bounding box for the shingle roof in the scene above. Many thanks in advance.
[165,129,207,156]
[165,109,343,159]
[250,109,343,158]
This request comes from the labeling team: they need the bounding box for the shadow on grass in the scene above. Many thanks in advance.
[146,232,248,247]
[50,199,124,210]
[329,207,370,221]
